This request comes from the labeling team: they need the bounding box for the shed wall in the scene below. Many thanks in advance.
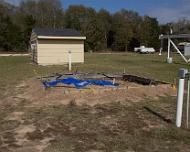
[37,39,84,65]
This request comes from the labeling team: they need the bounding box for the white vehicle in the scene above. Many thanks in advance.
[134,46,155,53]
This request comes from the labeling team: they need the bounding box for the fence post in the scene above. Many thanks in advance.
[68,50,72,71]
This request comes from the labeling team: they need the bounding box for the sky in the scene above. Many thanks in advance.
[4,0,190,24]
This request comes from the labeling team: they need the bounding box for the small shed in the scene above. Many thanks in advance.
[30,28,86,65]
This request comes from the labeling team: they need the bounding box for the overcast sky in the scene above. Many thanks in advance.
[4,0,190,24]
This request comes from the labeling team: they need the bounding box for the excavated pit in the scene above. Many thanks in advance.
[8,72,177,107]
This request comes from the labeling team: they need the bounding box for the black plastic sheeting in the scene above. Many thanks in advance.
[123,74,167,85]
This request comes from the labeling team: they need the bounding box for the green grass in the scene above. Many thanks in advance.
[81,53,189,82]
[0,52,189,88]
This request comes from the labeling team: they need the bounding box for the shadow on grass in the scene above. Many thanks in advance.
[144,106,173,124]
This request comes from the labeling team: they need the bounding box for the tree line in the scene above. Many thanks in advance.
[0,0,190,52]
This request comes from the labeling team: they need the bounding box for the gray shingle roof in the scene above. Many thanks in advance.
[33,28,83,37]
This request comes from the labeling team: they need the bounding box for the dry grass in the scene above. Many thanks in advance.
[1,97,190,152]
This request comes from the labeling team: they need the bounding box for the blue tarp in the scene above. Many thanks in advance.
[43,77,119,89]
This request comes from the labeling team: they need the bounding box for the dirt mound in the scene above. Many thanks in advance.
[13,78,177,106]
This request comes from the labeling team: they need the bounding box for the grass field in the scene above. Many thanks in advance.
[0,52,190,151]
[0,52,189,87]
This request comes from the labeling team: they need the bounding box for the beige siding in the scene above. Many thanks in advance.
[37,39,84,65]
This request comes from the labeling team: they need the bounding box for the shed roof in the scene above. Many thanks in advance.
[33,28,83,37]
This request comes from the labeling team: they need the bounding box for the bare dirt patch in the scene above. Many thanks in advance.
[0,77,178,152]
[6,112,25,123]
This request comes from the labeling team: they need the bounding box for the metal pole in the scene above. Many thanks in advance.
[176,78,185,127]
[167,37,170,59]
[159,39,163,56]
[68,50,72,71]
[176,68,188,128]
[186,75,190,128]
[170,40,188,63]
